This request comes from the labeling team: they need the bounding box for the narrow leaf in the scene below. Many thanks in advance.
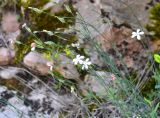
[64,4,72,13]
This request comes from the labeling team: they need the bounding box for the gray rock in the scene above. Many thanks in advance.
[23,52,50,75]
[0,47,15,65]
[100,0,150,28]
[23,52,80,79]
[1,12,20,33]
[81,71,115,97]
[74,0,112,42]
[84,44,105,67]
[0,68,20,80]
[55,54,80,80]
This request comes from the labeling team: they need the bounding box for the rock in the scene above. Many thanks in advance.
[95,26,149,74]
[0,47,15,65]
[55,54,80,80]
[5,30,20,49]
[100,0,150,28]
[74,0,111,43]
[74,0,149,34]
[0,68,20,80]
[151,40,160,52]
[84,44,105,67]
[81,71,115,97]
[1,12,20,49]
[1,12,20,33]
[0,86,7,93]
[0,84,76,118]
[43,0,69,13]
[23,52,80,78]
[23,52,50,75]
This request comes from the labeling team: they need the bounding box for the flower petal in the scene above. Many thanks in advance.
[137,35,141,40]
[137,29,140,33]
[139,31,144,35]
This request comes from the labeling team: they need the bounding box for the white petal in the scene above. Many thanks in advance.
[71,43,75,47]
[139,31,144,35]
[137,29,140,33]
[132,32,136,35]
[31,47,35,51]
[137,35,141,40]
[50,66,53,71]
[76,55,79,57]
[87,62,92,65]
[85,65,88,70]
[85,58,89,62]
[131,33,137,38]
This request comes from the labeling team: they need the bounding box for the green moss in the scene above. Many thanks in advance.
[20,0,49,8]
[141,77,156,97]
[14,33,34,63]
[0,79,26,92]
[146,3,160,39]
[13,1,76,63]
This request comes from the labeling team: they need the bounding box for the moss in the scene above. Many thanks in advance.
[13,1,76,63]
[0,79,26,92]
[20,0,49,8]
[14,32,34,63]
[141,77,156,97]
[146,3,160,39]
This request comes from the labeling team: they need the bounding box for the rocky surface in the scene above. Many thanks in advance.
[23,52,50,75]
[0,48,15,65]
[0,0,157,117]
[81,71,116,97]
[55,54,80,80]
[0,82,76,118]
[23,52,80,79]
[100,0,150,28]
[74,0,111,42]
[95,26,149,74]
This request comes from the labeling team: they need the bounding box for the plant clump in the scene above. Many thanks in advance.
[147,3,160,39]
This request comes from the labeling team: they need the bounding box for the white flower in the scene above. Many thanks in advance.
[131,29,144,40]
[22,23,27,28]
[82,58,92,70]
[47,62,54,71]
[31,43,36,51]
[73,55,84,65]
[31,47,36,51]
[22,23,32,32]
[71,42,80,49]
[111,74,116,81]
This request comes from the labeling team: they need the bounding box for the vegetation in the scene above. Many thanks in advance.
[1,0,160,118]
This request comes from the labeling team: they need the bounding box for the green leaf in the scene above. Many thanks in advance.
[144,97,152,106]
[154,54,160,63]
[55,16,65,23]
[150,102,159,118]
[64,4,72,13]
[44,41,55,45]
[15,40,22,44]
[34,40,43,45]
[28,7,43,14]
[64,47,71,56]
[36,44,44,49]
